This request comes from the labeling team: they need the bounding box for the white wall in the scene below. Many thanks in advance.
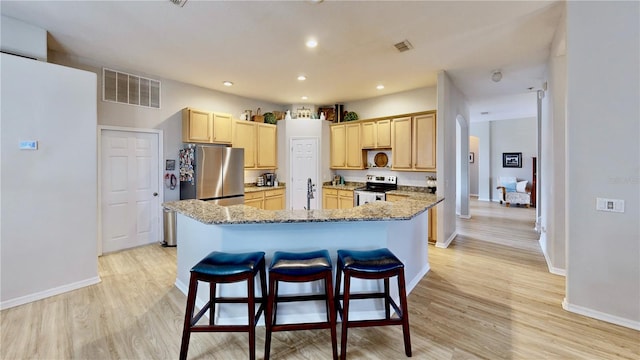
[436,71,470,247]
[344,87,437,120]
[490,118,537,201]
[539,8,567,274]
[469,136,479,196]
[470,122,492,201]
[48,51,285,202]
[0,15,47,61]
[564,1,639,329]
[0,54,99,308]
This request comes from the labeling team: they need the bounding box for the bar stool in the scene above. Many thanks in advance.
[335,248,411,359]
[264,250,338,360]
[179,251,267,360]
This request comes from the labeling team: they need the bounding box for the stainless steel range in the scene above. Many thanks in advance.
[354,175,397,206]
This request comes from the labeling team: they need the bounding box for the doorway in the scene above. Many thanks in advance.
[289,137,319,210]
[98,127,163,254]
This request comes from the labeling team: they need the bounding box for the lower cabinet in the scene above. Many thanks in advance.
[263,188,285,210]
[323,188,354,209]
[244,188,285,210]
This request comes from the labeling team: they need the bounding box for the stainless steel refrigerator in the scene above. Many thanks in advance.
[179,145,245,205]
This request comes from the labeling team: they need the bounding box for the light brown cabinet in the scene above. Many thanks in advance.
[362,119,391,149]
[323,188,353,209]
[182,108,233,144]
[245,188,285,210]
[330,123,364,169]
[233,120,277,169]
[391,112,436,171]
[263,188,285,210]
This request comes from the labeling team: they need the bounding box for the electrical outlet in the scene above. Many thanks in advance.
[596,198,625,213]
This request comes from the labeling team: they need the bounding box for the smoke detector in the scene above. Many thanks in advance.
[169,0,187,7]
[394,40,414,53]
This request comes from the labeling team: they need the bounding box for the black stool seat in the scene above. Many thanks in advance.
[335,248,411,359]
[180,251,267,360]
[192,251,265,276]
[265,250,338,360]
[337,248,403,273]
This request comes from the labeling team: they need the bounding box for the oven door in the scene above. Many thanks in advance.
[354,190,386,206]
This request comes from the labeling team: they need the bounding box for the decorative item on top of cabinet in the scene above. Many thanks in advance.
[182,108,233,144]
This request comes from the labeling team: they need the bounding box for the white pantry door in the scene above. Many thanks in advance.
[290,138,318,210]
[101,130,160,253]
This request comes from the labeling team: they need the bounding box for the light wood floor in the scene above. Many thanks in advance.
[2,200,639,359]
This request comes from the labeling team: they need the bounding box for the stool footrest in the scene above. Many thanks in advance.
[191,324,252,333]
[274,294,328,303]
[343,318,404,328]
[270,322,334,332]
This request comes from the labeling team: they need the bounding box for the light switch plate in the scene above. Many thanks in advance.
[19,140,38,150]
[596,198,625,213]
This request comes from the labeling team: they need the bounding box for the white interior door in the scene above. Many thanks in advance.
[290,138,318,210]
[101,129,160,253]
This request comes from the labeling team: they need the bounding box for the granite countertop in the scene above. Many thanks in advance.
[321,182,364,191]
[163,193,443,225]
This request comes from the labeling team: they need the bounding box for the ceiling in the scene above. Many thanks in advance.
[0,0,563,122]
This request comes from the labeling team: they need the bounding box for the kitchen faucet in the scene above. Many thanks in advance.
[305,177,315,210]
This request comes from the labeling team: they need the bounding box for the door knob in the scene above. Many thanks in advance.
[153,192,158,196]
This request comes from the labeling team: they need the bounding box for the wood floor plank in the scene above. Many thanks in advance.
[1,199,638,359]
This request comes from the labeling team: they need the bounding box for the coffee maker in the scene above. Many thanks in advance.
[263,173,276,187]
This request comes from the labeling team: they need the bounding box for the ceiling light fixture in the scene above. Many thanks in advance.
[297,75,307,81]
[491,70,503,83]
[301,96,308,100]
[376,84,385,90]
[306,39,318,48]
[223,81,233,87]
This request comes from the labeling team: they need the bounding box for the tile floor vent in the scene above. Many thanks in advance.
[103,68,161,109]
[394,40,413,52]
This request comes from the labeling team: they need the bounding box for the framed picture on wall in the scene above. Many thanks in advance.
[502,152,522,168]
[469,152,475,163]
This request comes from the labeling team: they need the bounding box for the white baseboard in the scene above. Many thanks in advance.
[538,233,566,276]
[436,231,457,248]
[0,276,101,310]
[458,214,471,219]
[477,197,491,202]
[562,298,640,330]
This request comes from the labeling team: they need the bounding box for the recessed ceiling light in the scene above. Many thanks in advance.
[491,70,502,82]
[376,84,385,90]
[297,75,307,81]
[306,39,318,48]
[481,111,489,115]
[223,81,233,87]
[301,96,308,100]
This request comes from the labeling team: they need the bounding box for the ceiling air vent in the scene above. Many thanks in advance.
[394,40,413,53]
[103,68,161,109]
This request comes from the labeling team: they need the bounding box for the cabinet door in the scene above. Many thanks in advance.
[233,121,256,168]
[330,125,346,168]
[182,108,211,143]
[429,206,438,242]
[413,113,436,171]
[376,119,391,148]
[361,121,376,149]
[212,112,233,144]
[264,189,285,210]
[323,188,338,209]
[245,198,263,209]
[338,190,354,209]
[345,123,362,168]
[391,117,412,169]
[257,123,277,168]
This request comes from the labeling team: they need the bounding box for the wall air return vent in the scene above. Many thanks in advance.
[103,68,161,109]
[394,40,413,53]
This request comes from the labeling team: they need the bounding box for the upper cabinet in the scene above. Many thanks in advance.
[391,112,436,172]
[361,119,391,149]
[330,123,364,169]
[182,107,232,144]
[233,120,277,169]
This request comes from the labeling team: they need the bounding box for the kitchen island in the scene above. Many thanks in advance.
[163,194,442,325]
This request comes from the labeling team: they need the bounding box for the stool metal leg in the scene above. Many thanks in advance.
[325,272,339,360]
[247,273,256,360]
[384,277,391,320]
[209,281,216,325]
[264,275,277,360]
[339,270,352,360]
